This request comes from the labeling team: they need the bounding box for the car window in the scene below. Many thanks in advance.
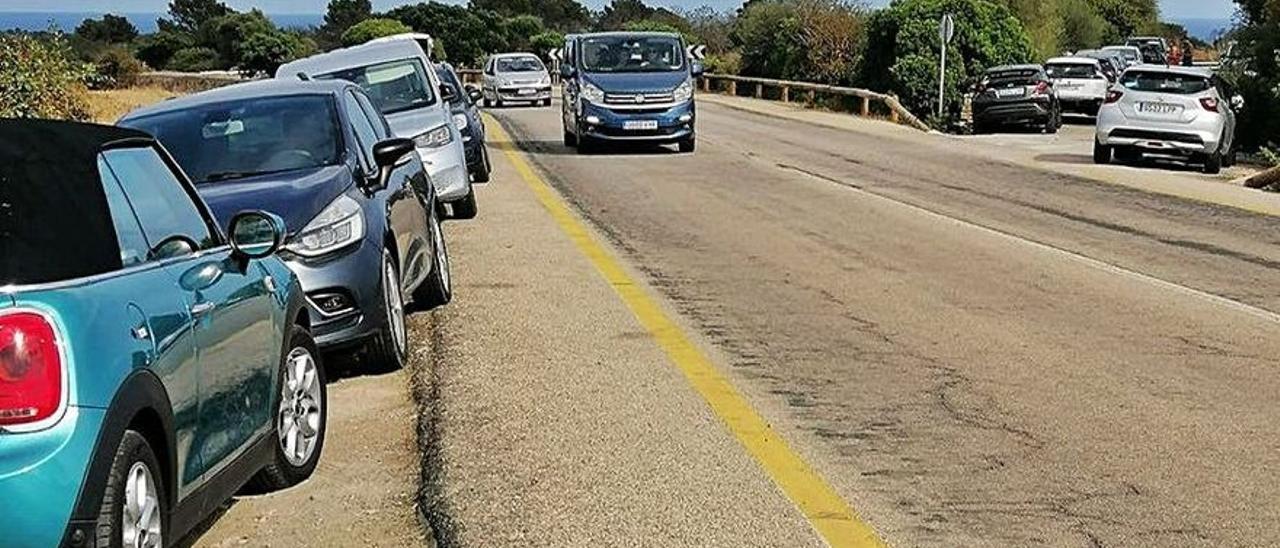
[1045,63,1101,79]
[318,58,437,114]
[353,91,391,138]
[984,69,1040,86]
[97,156,149,268]
[581,36,684,73]
[497,56,546,73]
[101,146,217,258]
[344,92,380,170]
[1120,71,1212,94]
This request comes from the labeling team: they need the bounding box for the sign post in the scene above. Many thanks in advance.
[938,14,955,117]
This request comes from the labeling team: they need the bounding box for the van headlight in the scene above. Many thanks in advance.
[413,124,453,149]
[452,113,468,130]
[673,80,693,103]
[581,82,605,104]
[286,195,365,257]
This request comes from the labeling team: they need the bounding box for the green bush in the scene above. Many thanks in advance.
[732,0,807,80]
[530,31,566,58]
[167,46,222,72]
[341,18,412,47]
[90,46,145,89]
[0,34,92,121]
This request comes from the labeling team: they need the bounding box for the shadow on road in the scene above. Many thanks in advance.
[1035,153,1094,165]
[172,500,236,548]
[516,139,682,157]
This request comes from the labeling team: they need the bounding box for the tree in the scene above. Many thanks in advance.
[387,2,509,65]
[168,0,231,33]
[1086,0,1159,43]
[530,31,565,58]
[469,0,591,31]
[596,0,657,30]
[1058,0,1107,52]
[321,0,373,48]
[342,18,413,46]
[0,34,91,121]
[135,29,195,69]
[74,14,139,44]
[1219,0,1280,152]
[796,0,866,84]
[502,14,546,50]
[680,6,734,54]
[732,0,806,80]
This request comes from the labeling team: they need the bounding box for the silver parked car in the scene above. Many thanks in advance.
[1045,56,1110,115]
[481,53,553,107]
[1094,66,1240,174]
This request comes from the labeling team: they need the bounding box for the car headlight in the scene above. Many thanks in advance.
[673,80,693,103]
[452,113,468,131]
[286,194,365,257]
[580,82,605,104]
[413,124,453,149]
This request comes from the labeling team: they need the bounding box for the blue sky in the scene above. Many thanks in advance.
[3,0,1238,19]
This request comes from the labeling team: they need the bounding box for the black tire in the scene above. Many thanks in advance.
[1203,149,1223,174]
[576,135,596,154]
[365,250,408,371]
[678,135,696,153]
[1093,139,1112,164]
[1114,146,1140,163]
[413,209,452,309]
[495,98,503,108]
[563,127,578,147]
[450,190,478,219]
[482,96,491,108]
[95,430,165,548]
[470,146,491,183]
[1044,114,1058,134]
[247,326,327,491]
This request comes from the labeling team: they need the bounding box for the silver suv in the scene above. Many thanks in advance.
[1094,66,1240,174]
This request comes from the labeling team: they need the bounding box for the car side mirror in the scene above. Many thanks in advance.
[465,84,482,103]
[228,210,285,260]
[439,83,458,102]
[690,61,704,77]
[559,64,575,79]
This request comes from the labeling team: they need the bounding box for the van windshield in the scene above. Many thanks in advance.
[580,35,684,73]
[317,58,437,114]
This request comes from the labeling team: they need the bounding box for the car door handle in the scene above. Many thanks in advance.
[190,302,216,317]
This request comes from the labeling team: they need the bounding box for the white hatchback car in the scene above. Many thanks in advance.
[1094,66,1240,174]
[1044,57,1110,115]
[481,53,553,107]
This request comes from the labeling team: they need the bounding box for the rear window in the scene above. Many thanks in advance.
[1045,63,1100,79]
[984,69,1040,86]
[1120,71,1212,94]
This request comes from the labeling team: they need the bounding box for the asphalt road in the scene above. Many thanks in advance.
[428,96,1280,547]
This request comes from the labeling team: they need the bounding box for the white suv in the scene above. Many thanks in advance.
[1094,66,1240,174]
[1044,57,1110,115]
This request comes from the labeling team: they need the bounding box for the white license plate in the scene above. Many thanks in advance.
[517,88,536,95]
[1139,102,1180,114]
[623,120,659,131]
[996,88,1024,97]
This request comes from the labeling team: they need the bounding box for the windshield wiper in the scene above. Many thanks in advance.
[203,170,270,183]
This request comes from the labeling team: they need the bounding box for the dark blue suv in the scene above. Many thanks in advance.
[122,79,452,370]
[560,32,703,153]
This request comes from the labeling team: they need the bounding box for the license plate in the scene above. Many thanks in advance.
[517,88,536,95]
[1058,83,1081,90]
[996,88,1024,97]
[1139,102,1180,114]
[623,120,658,131]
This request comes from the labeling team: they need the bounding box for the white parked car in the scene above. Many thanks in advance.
[1101,45,1143,68]
[1044,57,1110,116]
[278,35,477,218]
[481,53,553,107]
[1094,66,1240,174]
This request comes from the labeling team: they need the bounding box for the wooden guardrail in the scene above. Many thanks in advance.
[698,73,931,132]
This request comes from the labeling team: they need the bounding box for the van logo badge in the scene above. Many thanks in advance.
[635,95,645,104]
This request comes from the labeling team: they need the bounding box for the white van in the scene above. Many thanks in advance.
[278,36,477,218]
[1044,56,1110,116]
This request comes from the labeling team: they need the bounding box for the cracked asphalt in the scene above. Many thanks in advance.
[431,97,1280,547]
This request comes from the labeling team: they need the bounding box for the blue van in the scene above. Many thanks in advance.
[560,32,703,153]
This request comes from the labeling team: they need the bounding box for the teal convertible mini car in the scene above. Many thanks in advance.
[0,119,328,547]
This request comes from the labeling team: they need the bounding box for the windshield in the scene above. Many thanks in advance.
[317,58,436,114]
[497,56,546,73]
[1120,71,1212,94]
[126,95,342,184]
[1106,48,1139,62]
[580,35,684,73]
[1046,63,1100,79]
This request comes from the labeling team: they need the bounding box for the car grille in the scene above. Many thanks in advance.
[604,92,675,106]
[1108,128,1203,144]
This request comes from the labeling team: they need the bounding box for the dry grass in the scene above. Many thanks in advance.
[87,87,178,123]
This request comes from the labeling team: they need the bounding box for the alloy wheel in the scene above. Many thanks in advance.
[384,259,407,356]
[278,347,323,467]
[121,461,162,548]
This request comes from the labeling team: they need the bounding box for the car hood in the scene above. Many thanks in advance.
[196,165,353,235]
[583,71,688,93]
[386,105,450,140]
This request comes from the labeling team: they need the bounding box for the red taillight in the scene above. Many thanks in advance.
[1105,89,1124,104]
[1200,97,1219,112]
[0,312,62,426]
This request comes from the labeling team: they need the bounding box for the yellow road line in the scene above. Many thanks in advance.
[484,116,886,548]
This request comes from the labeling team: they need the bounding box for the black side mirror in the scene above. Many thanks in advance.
[559,64,575,79]
[373,138,415,169]
[440,83,458,102]
[228,210,285,259]
[465,84,482,103]
[690,61,704,77]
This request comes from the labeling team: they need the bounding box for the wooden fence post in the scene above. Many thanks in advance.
[729,80,737,95]
[860,96,870,116]
[889,105,900,124]
[702,77,710,92]
[754,83,763,98]
[807,89,816,104]
[781,86,790,102]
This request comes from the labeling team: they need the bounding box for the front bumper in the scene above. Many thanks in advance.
[496,86,552,101]
[282,241,387,351]
[0,406,102,548]
[417,143,471,202]
[579,100,695,143]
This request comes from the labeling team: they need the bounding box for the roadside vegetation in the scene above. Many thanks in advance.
[0,0,1270,149]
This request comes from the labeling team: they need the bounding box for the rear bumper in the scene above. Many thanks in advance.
[1096,108,1220,154]
[973,100,1052,125]
[0,407,102,548]
[579,100,696,143]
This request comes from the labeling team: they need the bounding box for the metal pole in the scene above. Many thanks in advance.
[938,41,946,117]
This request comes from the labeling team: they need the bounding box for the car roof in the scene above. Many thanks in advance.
[985,64,1042,73]
[278,39,429,79]
[1122,65,1214,78]
[122,79,349,120]
[491,52,541,59]
[1103,45,1140,51]
[1046,56,1101,65]
[575,31,682,39]
[0,118,152,166]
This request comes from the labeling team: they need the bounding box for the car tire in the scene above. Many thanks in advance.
[413,209,452,309]
[450,190,479,219]
[577,135,596,154]
[95,430,165,548]
[1203,149,1223,174]
[563,127,578,147]
[365,250,409,371]
[471,146,491,183]
[1044,113,1059,134]
[1093,139,1112,164]
[495,98,504,108]
[972,121,987,135]
[248,326,327,491]
[678,135,696,153]
[482,96,491,108]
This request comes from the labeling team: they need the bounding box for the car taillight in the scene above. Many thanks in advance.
[1200,97,1219,112]
[0,311,62,426]
[1105,89,1124,104]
